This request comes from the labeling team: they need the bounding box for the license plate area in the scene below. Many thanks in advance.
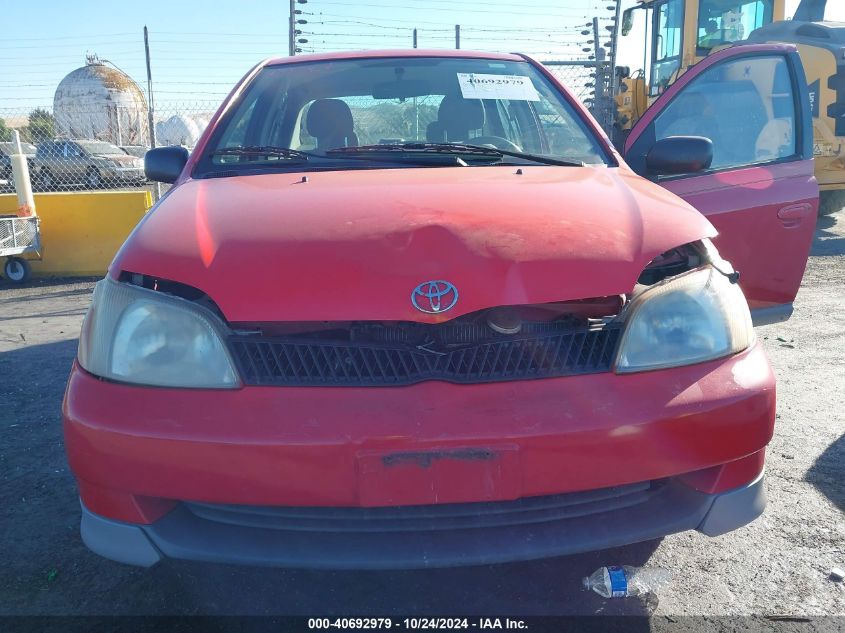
[356,445,520,507]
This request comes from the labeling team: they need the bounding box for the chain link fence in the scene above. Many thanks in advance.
[0,60,610,198]
[542,60,614,135]
[0,102,219,196]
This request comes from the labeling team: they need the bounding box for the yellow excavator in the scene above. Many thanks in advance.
[616,0,845,213]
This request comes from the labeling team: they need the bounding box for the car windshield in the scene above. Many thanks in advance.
[77,141,122,155]
[196,56,610,176]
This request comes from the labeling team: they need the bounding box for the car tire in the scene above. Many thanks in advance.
[39,169,55,191]
[87,168,103,190]
[3,257,31,284]
[819,190,845,216]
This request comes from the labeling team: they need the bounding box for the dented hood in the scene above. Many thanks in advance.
[112,166,716,322]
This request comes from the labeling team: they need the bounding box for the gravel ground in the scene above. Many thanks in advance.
[0,212,843,618]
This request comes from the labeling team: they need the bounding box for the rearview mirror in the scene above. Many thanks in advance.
[144,146,189,183]
[646,136,713,176]
[372,79,432,100]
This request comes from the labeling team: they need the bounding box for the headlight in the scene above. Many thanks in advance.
[615,266,754,373]
[78,277,239,388]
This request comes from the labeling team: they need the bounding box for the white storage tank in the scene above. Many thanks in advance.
[155,114,202,148]
[53,55,148,145]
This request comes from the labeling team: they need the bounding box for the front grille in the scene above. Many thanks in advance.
[184,480,661,533]
[229,323,621,387]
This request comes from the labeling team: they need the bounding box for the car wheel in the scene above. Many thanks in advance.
[87,168,103,190]
[3,257,31,284]
[39,169,54,191]
[818,190,845,216]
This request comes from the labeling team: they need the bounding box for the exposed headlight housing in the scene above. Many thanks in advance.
[78,277,239,388]
[615,266,754,373]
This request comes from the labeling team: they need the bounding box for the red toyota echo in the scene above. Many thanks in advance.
[63,47,817,568]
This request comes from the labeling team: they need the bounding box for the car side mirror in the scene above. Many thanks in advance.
[646,136,713,176]
[144,146,189,183]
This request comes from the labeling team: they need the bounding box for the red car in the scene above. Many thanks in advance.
[64,46,816,568]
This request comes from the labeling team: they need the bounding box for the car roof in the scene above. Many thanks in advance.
[264,48,526,67]
[0,141,36,154]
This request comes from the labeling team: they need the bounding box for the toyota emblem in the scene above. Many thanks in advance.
[411,280,459,314]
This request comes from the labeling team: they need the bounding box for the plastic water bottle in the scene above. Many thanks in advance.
[582,566,671,598]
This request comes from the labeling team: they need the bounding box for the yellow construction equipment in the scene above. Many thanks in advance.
[618,0,845,213]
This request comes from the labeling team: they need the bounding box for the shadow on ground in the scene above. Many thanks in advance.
[806,434,844,513]
[1,339,662,617]
[0,276,99,292]
[812,213,845,257]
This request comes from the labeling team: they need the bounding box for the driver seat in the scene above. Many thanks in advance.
[427,95,485,142]
[306,99,359,150]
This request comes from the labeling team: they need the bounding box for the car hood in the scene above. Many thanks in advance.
[112,166,716,322]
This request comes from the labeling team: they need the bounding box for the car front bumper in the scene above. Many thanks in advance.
[64,342,775,567]
[80,469,766,569]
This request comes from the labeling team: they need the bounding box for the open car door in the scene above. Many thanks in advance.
[624,43,817,326]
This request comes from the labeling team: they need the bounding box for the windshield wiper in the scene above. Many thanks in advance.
[480,147,585,167]
[211,146,311,160]
[327,142,584,167]
[328,142,502,157]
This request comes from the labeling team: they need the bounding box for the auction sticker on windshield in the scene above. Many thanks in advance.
[457,73,540,101]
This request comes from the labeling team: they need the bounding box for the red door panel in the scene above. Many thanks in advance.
[659,160,815,310]
[624,43,818,324]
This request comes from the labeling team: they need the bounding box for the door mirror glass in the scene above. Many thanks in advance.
[144,146,189,183]
[646,136,713,175]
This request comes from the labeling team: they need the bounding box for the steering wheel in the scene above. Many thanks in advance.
[470,136,523,152]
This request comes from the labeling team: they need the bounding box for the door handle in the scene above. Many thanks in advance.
[777,203,813,228]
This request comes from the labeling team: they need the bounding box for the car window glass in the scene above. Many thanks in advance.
[652,55,796,170]
[218,93,262,149]
[697,1,774,56]
[651,0,684,95]
[199,57,610,174]
[298,94,445,149]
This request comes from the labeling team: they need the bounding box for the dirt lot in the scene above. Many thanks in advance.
[0,212,843,618]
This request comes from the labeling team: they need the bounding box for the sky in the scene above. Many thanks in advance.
[1,0,843,115]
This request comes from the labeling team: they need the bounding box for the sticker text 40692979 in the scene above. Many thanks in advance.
[457,73,540,101]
